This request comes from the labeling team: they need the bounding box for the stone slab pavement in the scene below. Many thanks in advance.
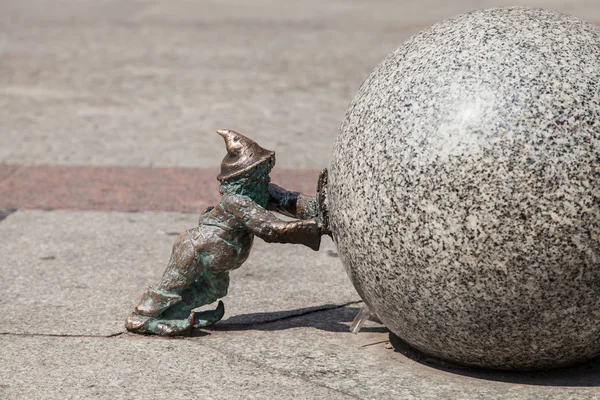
[1,0,600,399]
[1,207,599,400]
[1,0,600,169]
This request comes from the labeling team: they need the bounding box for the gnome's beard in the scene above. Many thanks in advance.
[219,161,272,207]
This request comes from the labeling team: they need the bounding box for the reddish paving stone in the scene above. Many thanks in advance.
[0,165,19,183]
[0,164,320,213]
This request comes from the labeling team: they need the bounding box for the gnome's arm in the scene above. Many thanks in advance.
[267,183,318,220]
[223,195,321,251]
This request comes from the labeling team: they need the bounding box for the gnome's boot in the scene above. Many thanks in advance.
[125,273,229,336]
[125,312,196,336]
[124,287,195,336]
[125,301,226,336]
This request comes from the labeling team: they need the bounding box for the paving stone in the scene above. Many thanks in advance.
[0,210,357,336]
[0,164,319,213]
[0,335,354,400]
[1,0,598,169]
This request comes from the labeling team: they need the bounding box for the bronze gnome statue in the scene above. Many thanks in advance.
[125,129,328,336]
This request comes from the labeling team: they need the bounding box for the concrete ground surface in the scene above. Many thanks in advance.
[1,0,599,399]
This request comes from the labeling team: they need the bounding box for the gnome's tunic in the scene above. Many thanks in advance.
[126,192,319,335]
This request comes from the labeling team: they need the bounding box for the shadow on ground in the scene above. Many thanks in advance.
[0,209,16,223]
[207,305,389,333]
[389,333,600,387]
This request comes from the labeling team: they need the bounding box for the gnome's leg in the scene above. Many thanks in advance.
[125,229,229,336]
[187,271,229,327]
[124,229,202,335]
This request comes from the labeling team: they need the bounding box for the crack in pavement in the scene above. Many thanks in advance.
[0,331,124,339]
[0,302,363,339]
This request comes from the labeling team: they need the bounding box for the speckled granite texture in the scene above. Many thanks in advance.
[329,7,600,370]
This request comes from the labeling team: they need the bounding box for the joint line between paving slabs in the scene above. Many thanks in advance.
[0,302,365,340]
[0,301,364,340]
[0,331,125,339]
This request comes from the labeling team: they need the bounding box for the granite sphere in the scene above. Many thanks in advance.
[329,7,600,370]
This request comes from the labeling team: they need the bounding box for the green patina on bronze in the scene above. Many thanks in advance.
[125,130,327,336]
[219,160,272,208]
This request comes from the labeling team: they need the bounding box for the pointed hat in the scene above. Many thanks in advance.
[216,129,275,182]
